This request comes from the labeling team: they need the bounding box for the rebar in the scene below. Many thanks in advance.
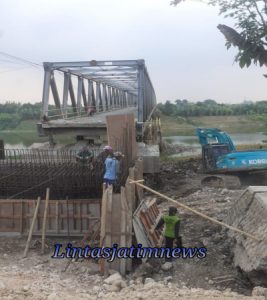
[0,148,104,199]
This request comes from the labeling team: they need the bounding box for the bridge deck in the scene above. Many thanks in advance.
[42,107,137,129]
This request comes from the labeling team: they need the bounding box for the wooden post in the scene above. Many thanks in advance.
[20,200,23,234]
[23,197,41,258]
[120,187,127,275]
[105,186,113,276]
[99,188,108,275]
[41,188,50,254]
[55,201,59,234]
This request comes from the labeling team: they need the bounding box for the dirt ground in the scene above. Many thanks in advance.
[0,158,267,299]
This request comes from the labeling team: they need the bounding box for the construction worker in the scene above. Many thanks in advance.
[97,145,113,164]
[155,206,182,268]
[76,146,93,164]
[103,152,118,188]
[87,106,96,116]
[113,151,124,178]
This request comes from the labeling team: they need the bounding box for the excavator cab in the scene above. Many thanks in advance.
[202,143,231,172]
[196,128,235,172]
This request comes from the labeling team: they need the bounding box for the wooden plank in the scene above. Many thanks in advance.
[0,199,101,204]
[55,201,59,234]
[32,198,36,232]
[23,197,41,258]
[120,187,127,275]
[110,192,121,273]
[125,177,133,272]
[0,197,101,236]
[41,188,50,254]
[0,215,99,220]
[134,159,143,205]
[12,202,14,229]
[105,186,113,276]
[20,201,23,234]
[80,202,82,233]
[99,188,108,275]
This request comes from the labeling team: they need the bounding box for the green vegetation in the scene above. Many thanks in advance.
[158,99,267,117]
[0,101,61,130]
[0,102,75,147]
[0,102,41,130]
[158,99,267,136]
[160,114,267,136]
[172,0,267,68]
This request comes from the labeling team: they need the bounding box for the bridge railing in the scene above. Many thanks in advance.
[42,104,137,121]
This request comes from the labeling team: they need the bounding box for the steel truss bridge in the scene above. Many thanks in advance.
[39,59,157,140]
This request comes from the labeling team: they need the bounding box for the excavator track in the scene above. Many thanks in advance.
[201,175,241,189]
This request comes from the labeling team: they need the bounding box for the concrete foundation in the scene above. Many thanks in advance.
[137,143,160,173]
[226,186,267,276]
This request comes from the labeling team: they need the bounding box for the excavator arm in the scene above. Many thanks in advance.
[196,128,236,151]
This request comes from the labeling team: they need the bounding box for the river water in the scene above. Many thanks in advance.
[2,132,267,150]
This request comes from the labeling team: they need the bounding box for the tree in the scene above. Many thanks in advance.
[171,0,267,68]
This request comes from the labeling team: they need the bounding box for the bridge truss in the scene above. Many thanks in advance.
[41,60,157,128]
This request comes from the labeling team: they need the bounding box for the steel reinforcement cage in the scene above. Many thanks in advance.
[0,148,102,200]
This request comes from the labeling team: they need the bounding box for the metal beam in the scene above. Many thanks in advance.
[58,66,137,74]
[48,59,144,69]
[107,86,111,110]
[63,73,70,116]
[102,84,107,111]
[50,72,62,113]
[96,83,100,112]
[82,80,88,112]
[68,77,77,113]
[138,63,145,123]
[41,68,52,117]
[77,77,83,114]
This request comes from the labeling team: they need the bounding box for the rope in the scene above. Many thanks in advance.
[129,179,262,242]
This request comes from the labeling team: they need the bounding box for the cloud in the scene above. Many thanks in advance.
[0,0,266,104]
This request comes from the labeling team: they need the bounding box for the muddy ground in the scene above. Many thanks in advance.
[0,158,267,299]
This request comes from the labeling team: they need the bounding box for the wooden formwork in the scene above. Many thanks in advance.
[0,198,101,236]
[133,198,164,251]
[100,158,143,276]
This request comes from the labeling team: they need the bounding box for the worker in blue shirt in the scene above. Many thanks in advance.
[103,154,118,188]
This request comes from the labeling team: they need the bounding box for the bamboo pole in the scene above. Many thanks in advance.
[41,188,50,254]
[23,197,41,258]
[129,180,261,242]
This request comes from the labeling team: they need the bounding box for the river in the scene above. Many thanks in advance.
[1,131,267,150]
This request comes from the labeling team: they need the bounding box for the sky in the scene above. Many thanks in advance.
[0,0,267,104]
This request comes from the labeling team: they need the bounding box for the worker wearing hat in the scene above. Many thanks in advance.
[96,145,113,164]
[103,150,125,189]
[103,152,117,188]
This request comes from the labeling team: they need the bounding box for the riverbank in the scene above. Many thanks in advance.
[2,116,267,149]
[160,114,267,136]
[0,120,75,148]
